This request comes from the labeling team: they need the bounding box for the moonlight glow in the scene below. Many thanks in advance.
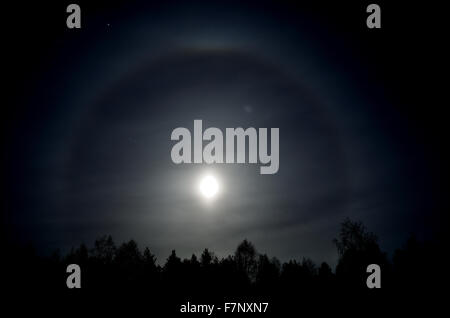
[199,175,219,199]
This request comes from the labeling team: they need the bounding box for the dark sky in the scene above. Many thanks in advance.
[2,1,447,266]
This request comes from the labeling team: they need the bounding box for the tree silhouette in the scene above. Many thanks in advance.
[143,247,158,271]
[200,248,215,267]
[234,239,258,283]
[318,262,334,288]
[116,240,142,264]
[190,254,199,267]
[91,235,116,265]
[255,254,280,291]
[333,218,388,289]
[163,250,183,289]
[115,240,143,287]
[392,235,438,290]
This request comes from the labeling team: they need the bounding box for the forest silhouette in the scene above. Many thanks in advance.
[4,218,439,298]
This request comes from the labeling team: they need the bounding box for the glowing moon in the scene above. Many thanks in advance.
[199,175,219,199]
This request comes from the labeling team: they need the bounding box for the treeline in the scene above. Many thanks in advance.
[4,218,440,294]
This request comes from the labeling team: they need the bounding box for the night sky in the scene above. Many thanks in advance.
[2,1,447,266]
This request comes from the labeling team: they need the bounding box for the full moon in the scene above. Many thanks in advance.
[199,175,219,199]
